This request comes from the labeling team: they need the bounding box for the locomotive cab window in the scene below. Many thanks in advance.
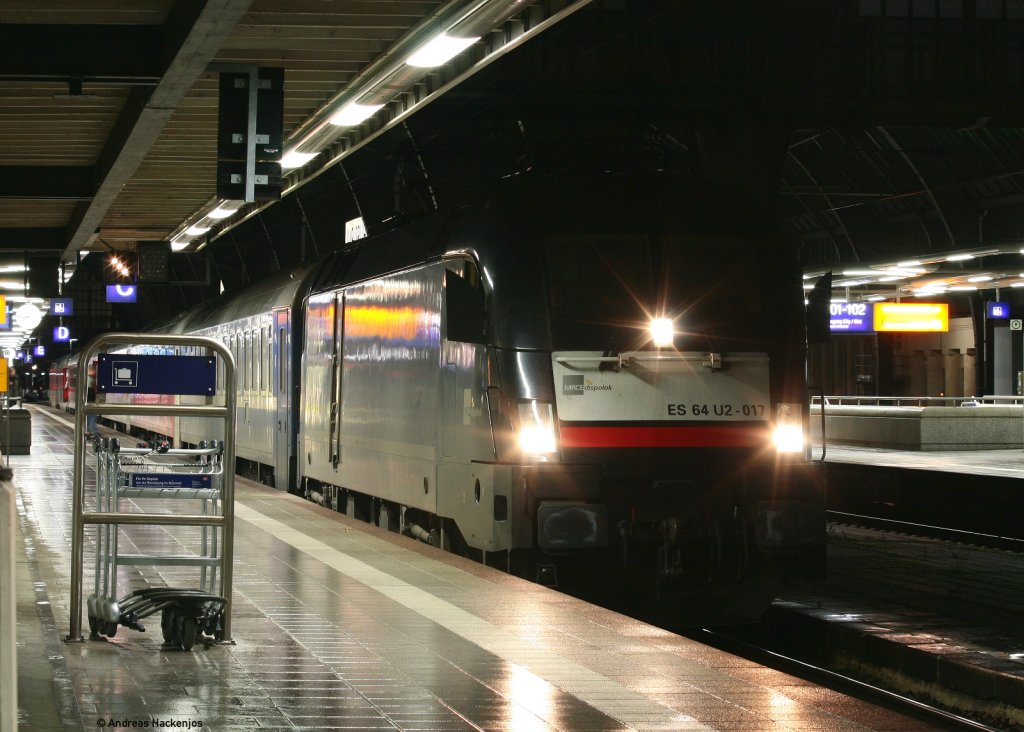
[444,265,486,344]
[544,234,766,351]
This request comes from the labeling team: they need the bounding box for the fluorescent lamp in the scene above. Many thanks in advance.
[170,238,190,252]
[207,205,239,220]
[1012,282,1024,288]
[330,103,383,127]
[946,253,975,261]
[949,285,977,291]
[967,275,993,282]
[0,281,27,291]
[406,33,479,68]
[280,151,319,170]
[897,259,922,267]
[866,295,886,301]
[185,224,211,236]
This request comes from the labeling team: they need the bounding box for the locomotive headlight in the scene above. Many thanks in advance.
[649,317,674,347]
[517,401,558,458]
[773,403,805,454]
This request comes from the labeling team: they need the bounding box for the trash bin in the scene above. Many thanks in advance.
[0,409,31,455]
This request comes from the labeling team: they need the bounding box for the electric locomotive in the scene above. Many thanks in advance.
[298,172,825,620]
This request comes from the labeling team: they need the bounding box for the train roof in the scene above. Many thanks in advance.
[154,262,320,333]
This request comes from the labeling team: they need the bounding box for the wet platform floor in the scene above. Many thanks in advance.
[13,405,935,731]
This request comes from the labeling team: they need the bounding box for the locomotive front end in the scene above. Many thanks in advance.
[476,176,826,622]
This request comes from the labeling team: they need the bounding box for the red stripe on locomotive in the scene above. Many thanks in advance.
[559,425,768,448]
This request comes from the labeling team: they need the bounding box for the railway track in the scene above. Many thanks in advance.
[827,510,1024,553]
[691,627,1006,731]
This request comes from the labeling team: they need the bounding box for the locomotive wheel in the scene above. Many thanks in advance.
[178,617,196,651]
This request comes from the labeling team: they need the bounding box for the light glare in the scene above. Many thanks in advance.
[650,318,674,347]
[280,151,319,170]
[329,103,383,127]
[406,34,479,68]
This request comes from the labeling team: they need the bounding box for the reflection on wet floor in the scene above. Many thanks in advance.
[14,406,934,731]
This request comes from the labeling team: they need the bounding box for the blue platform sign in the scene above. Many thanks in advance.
[49,298,73,316]
[128,473,213,489]
[829,302,874,333]
[987,301,1010,319]
[97,353,216,396]
[106,285,137,303]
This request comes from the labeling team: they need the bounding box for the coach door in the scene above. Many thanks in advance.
[328,294,345,469]
[273,308,292,489]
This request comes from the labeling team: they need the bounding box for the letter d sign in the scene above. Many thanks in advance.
[54,326,70,342]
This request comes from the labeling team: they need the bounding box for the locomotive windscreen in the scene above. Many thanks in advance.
[544,234,766,351]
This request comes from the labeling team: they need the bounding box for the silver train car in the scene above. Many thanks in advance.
[53,173,826,621]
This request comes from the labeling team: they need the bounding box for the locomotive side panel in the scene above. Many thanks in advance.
[336,266,443,513]
[302,266,445,514]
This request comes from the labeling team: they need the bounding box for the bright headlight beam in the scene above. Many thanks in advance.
[774,424,804,453]
[650,318,674,347]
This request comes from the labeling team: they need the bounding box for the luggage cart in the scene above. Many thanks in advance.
[87,437,228,650]
[67,333,236,649]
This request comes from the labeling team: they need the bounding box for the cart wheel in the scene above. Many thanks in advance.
[104,621,118,638]
[88,615,98,635]
[178,617,196,651]
[161,608,177,644]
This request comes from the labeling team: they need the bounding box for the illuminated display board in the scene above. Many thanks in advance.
[106,285,137,303]
[829,302,874,333]
[873,302,949,332]
[987,301,1010,319]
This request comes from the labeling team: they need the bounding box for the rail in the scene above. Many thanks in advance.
[67,333,237,643]
[809,395,1024,408]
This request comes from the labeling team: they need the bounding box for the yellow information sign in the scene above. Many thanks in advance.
[873,302,949,332]
[0,365,8,392]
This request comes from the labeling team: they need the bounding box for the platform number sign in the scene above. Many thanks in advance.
[1011,319,1022,331]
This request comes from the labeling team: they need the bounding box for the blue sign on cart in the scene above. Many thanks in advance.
[128,473,213,489]
[97,354,216,395]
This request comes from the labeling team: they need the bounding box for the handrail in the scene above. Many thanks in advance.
[68,333,237,642]
[809,395,1024,408]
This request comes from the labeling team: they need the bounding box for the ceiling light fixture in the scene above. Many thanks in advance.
[170,0,593,253]
[329,102,384,127]
[207,205,239,220]
[406,33,480,68]
[280,151,319,170]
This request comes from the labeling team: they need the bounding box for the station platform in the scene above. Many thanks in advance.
[816,443,1024,478]
[9,404,934,731]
